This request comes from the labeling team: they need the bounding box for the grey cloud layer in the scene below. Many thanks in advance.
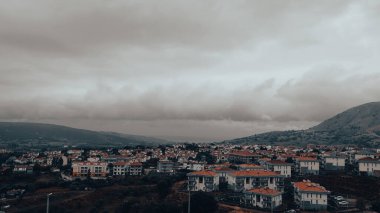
[1,0,380,141]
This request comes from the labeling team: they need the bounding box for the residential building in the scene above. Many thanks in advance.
[266,160,292,177]
[237,164,264,171]
[358,157,380,176]
[157,160,174,174]
[129,162,143,176]
[296,157,319,175]
[72,161,108,177]
[113,162,129,176]
[324,156,345,171]
[187,170,219,192]
[243,187,283,210]
[228,150,259,164]
[293,180,330,211]
[228,170,284,192]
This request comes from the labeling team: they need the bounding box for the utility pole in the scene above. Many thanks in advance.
[188,188,191,213]
[46,193,52,213]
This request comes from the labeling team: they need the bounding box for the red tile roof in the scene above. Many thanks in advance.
[297,157,318,161]
[247,187,282,196]
[358,157,379,162]
[231,170,281,177]
[188,170,217,177]
[293,181,329,193]
[267,160,291,165]
[229,150,257,157]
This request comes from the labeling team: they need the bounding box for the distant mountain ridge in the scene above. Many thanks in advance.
[224,102,380,147]
[0,122,168,147]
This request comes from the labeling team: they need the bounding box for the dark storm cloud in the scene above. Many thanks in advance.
[1,0,380,141]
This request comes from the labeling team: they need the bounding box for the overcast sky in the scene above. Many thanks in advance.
[1,0,380,142]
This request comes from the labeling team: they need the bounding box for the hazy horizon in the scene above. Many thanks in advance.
[1,1,380,141]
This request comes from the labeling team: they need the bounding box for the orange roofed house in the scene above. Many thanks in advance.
[228,170,284,192]
[293,180,330,211]
[228,150,259,164]
[296,157,320,175]
[72,161,108,178]
[243,187,283,210]
[187,171,219,192]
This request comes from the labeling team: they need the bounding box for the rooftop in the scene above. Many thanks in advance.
[293,180,329,193]
[246,187,282,196]
[231,170,281,177]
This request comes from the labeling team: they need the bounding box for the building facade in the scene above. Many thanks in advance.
[187,170,219,192]
[228,170,284,192]
[293,180,329,211]
[243,187,283,210]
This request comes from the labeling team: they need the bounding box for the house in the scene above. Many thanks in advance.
[237,164,264,171]
[129,162,143,176]
[187,170,219,192]
[113,162,129,176]
[212,167,234,183]
[157,160,174,174]
[243,187,283,210]
[228,150,259,164]
[13,165,33,174]
[358,157,380,176]
[293,180,330,211]
[324,156,345,171]
[72,161,108,178]
[266,160,292,177]
[228,170,284,192]
[296,157,319,175]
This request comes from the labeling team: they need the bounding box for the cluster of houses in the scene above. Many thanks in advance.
[1,144,380,211]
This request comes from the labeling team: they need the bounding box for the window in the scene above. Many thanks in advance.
[270,177,274,184]
[246,177,250,184]
[199,177,203,183]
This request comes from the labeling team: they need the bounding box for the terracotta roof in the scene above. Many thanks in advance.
[297,157,318,161]
[267,160,291,165]
[229,150,257,157]
[113,162,128,166]
[231,170,281,177]
[213,167,234,172]
[293,181,329,193]
[238,164,262,168]
[246,187,282,196]
[130,162,143,166]
[188,170,217,177]
[358,157,380,162]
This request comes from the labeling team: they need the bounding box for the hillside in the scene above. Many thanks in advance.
[225,102,380,147]
[0,122,168,148]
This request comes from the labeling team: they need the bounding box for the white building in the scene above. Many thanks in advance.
[72,161,108,178]
[113,162,129,176]
[266,160,292,177]
[187,170,219,192]
[358,157,380,176]
[293,180,330,211]
[228,170,284,192]
[296,157,319,175]
[324,156,345,171]
[243,187,283,210]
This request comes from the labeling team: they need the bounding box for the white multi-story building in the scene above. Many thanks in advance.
[358,157,380,176]
[72,161,108,178]
[187,170,219,192]
[113,162,129,176]
[243,187,283,210]
[324,156,345,171]
[227,170,284,192]
[296,157,319,175]
[266,160,292,177]
[293,180,329,211]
